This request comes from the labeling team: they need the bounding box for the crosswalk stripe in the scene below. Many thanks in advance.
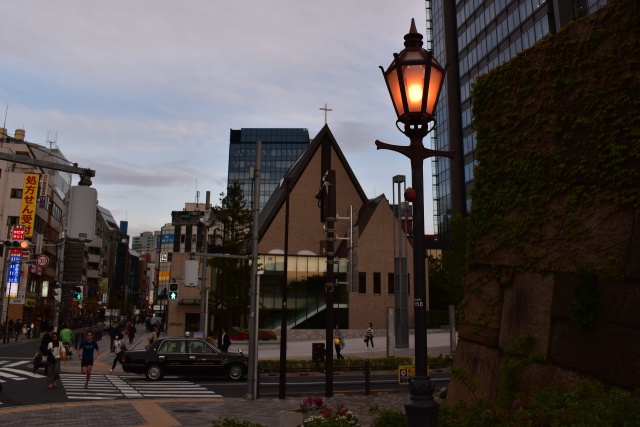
[0,368,43,378]
[0,361,224,399]
[4,361,30,368]
[0,372,28,380]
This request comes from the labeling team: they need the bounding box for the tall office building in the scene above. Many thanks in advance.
[430,0,608,240]
[227,128,310,210]
[132,231,160,255]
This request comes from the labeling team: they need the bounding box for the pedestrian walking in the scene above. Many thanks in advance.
[95,321,105,341]
[73,325,84,350]
[334,325,345,359]
[34,326,53,374]
[78,330,99,388]
[365,322,374,349]
[219,326,231,352]
[7,319,14,341]
[146,327,158,349]
[59,325,74,359]
[107,322,118,352]
[109,334,126,373]
[14,319,22,342]
[126,323,136,344]
[46,332,65,388]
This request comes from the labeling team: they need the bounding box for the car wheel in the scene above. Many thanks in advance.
[145,364,164,381]
[227,364,244,381]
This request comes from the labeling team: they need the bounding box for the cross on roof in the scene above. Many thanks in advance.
[319,103,332,124]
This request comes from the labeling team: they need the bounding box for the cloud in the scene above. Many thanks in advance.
[0,0,435,237]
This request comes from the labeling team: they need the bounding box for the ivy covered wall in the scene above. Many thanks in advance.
[450,0,640,403]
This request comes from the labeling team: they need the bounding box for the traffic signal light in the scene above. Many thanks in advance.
[53,287,62,302]
[3,240,31,250]
[73,286,83,301]
[169,283,179,300]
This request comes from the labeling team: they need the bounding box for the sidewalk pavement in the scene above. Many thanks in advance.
[2,324,454,427]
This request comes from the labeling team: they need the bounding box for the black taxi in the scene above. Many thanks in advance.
[121,337,247,381]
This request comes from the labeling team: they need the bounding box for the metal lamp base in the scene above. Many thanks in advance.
[405,376,440,427]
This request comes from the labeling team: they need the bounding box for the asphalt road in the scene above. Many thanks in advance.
[1,332,452,407]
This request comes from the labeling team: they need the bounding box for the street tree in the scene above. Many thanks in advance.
[209,181,252,330]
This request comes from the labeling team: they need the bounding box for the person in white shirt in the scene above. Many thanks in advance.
[46,332,66,388]
[109,333,126,373]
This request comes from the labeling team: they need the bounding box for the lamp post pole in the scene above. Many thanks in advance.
[376,19,455,427]
[278,176,290,400]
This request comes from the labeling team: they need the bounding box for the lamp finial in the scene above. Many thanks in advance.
[405,18,423,48]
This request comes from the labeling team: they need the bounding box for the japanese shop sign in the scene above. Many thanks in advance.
[20,173,40,237]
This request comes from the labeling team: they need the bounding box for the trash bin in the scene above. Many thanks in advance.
[312,343,325,363]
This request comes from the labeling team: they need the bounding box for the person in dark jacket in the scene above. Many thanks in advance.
[220,327,231,352]
[14,319,22,342]
[107,322,118,352]
[126,323,136,344]
[34,326,53,374]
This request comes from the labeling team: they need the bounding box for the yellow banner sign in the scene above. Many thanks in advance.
[159,270,170,281]
[20,173,40,237]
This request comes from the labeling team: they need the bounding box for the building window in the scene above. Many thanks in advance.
[7,216,19,226]
[388,273,394,294]
[373,272,381,295]
[10,189,22,198]
[358,272,367,294]
[51,203,62,221]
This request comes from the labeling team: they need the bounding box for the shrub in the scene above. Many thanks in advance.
[438,380,640,426]
[211,416,265,427]
[295,396,325,413]
[438,386,448,399]
[368,403,408,427]
[302,404,358,427]
[258,356,414,371]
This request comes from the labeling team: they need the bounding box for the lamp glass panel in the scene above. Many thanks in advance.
[402,64,426,112]
[385,67,405,116]
[404,51,423,61]
[426,66,444,115]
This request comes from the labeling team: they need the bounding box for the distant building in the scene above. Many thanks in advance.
[132,231,160,255]
[0,127,69,326]
[227,128,310,210]
[156,203,225,336]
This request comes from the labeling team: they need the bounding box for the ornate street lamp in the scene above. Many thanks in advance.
[375,19,455,427]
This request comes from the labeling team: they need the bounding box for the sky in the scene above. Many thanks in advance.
[0,1,436,239]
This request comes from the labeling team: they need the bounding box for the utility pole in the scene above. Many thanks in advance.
[199,191,211,334]
[247,139,261,400]
[324,170,336,397]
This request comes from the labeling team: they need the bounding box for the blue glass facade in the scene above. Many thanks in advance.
[227,128,310,210]
[431,0,607,238]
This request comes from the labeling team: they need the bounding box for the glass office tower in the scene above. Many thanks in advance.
[430,0,608,240]
[227,128,310,210]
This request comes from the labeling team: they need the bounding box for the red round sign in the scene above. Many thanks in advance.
[36,254,49,268]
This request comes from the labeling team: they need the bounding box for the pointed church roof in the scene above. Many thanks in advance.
[335,194,391,257]
[259,125,369,237]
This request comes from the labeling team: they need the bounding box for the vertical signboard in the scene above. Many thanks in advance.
[66,186,98,240]
[39,173,49,208]
[20,173,40,237]
[6,226,25,301]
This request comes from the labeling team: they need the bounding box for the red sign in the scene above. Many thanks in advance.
[36,254,49,268]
